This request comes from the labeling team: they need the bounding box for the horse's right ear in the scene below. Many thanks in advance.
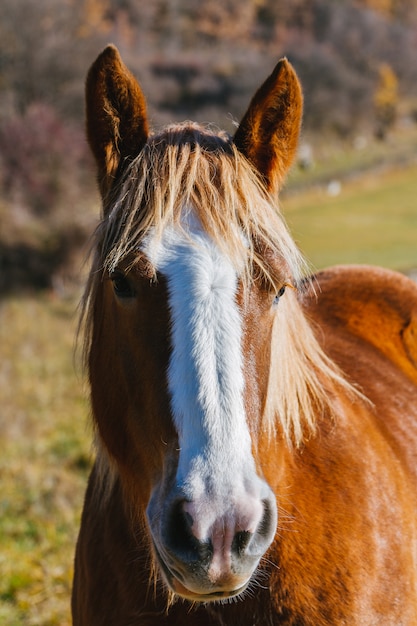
[86,45,149,198]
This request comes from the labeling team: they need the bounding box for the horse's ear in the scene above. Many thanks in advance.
[234,59,303,194]
[86,45,149,198]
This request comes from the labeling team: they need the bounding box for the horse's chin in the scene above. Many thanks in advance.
[153,543,250,603]
[168,577,249,603]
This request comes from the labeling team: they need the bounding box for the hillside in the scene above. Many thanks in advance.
[1,0,417,291]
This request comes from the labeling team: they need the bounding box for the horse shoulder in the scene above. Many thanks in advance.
[267,267,417,623]
[302,264,417,386]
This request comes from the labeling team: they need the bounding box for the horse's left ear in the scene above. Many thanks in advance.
[86,45,149,198]
[234,59,303,194]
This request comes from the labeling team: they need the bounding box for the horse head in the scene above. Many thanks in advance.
[83,45,303,602]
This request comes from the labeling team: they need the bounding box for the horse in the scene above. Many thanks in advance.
[72,45,417,625]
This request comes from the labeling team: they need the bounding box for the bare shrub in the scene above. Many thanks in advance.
[0,104,95,292]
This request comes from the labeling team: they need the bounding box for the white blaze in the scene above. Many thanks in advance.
[143,214,255,505]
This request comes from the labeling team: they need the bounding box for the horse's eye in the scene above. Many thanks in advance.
[110,272,136,298]
[273,285,286,306]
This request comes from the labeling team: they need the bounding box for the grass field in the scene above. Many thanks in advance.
[284,162,417,272]
[284,122,417,272]
[0,295,90,625]
[0,159,416,625]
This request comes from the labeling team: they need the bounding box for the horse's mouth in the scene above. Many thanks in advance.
[168,575,249,603]
[152,543,250,603]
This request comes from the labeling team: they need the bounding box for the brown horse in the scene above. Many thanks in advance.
[72,45,417,625]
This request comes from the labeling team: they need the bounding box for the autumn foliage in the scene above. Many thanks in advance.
[1,0,417,291]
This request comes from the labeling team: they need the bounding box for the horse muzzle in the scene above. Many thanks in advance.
[147,480,277,602]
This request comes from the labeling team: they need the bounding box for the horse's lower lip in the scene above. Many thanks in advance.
[153,543,249,602]
[170,577,249,602]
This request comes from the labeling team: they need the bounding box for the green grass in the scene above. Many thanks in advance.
[284,163,417,272]
[0,295,90,625]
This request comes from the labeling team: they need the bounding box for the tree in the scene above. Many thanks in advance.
[374,63,399,138]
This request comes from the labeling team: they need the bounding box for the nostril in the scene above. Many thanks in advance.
[166,500,196,552]
[231,497,277,559]
[232,530,252,556]
[258,498,275,540]
[230,498,276,559]
[165,500,212,564]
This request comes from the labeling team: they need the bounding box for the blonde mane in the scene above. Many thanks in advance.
[82,122,360,449]
[99,123,307,285]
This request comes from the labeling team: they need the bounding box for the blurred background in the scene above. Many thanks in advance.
[1,1,417,624]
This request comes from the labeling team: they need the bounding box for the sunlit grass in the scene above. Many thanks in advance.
[284,163,417,272]
[0,295,90,625]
